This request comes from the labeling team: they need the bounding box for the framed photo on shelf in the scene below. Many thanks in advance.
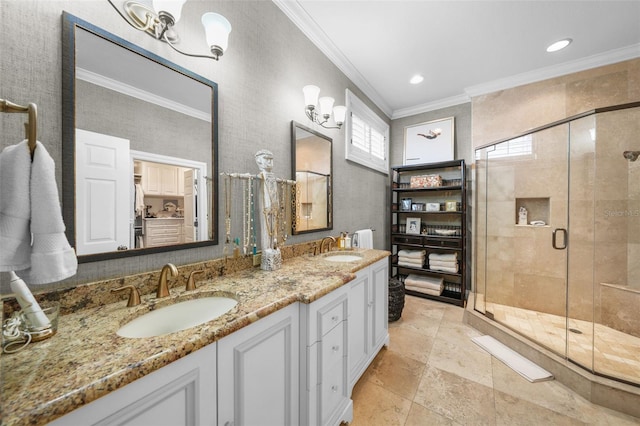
[445,201,458,212]
[406,217,421,235]
[403,117,455,165]
[401,198,412,211]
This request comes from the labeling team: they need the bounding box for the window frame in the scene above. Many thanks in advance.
[345,89,389,174]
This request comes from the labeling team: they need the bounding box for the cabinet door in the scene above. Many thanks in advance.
[347,270,369,390]
[160,165,179,195]
[217,303,299,426]
[142,162,162,195]
[370,258,389,351]
[49,343,216,426]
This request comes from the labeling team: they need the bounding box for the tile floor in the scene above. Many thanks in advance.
[349,295,640,425]
[486,301,640,385]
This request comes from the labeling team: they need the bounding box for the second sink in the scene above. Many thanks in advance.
[117,296,238,338]
[322,253,364,263]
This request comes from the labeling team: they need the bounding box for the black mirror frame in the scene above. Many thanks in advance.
[61,12,219,263]
[290,121,333,235]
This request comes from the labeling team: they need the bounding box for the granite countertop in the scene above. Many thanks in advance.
[1,249,390,426]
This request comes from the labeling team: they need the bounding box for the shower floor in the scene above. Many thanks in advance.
[485,301,640,385]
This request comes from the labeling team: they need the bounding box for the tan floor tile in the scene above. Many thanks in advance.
[350,380,412,426]
[387,324,435,364]
[363,347,426,401]
[414,365,497,426]
[494,390,586,425]
[405,402,459,426]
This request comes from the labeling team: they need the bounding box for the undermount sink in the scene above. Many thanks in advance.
[323,253,364,263]
[117,296,238,338]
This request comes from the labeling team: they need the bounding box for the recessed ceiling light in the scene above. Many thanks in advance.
[546,38,572,52]
[409,74,424,85]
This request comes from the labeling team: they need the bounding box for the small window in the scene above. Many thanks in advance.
[345,90,389,174]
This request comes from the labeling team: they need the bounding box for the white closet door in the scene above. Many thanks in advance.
[75,129,130,255]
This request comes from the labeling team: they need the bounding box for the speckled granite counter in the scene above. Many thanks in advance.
[1,249,389,426]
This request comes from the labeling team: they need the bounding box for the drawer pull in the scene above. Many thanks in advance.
[331,315,339,322]
[332,345,340,352]
[331,385,338,393]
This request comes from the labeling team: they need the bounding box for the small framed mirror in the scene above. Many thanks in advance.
[291,121,333,234]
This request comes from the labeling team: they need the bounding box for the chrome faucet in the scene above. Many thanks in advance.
[319,236,336,254]
[157,263,178,298]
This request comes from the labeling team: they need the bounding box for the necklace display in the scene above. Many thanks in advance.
[221,150,296,271]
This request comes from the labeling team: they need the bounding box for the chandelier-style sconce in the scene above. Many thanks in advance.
[107,0,232,60]
[303,85,347,129]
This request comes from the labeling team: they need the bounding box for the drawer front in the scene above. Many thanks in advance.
[320,302,345,336]
[320,357,345,424]
[321,323,344,373]
[146,226,181,237]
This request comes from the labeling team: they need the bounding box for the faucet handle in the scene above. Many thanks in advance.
[186,270,205,291]
[111,285,142,307]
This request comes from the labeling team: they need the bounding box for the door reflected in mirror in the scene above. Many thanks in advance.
[62,13,218,261]
[291,121,333,234]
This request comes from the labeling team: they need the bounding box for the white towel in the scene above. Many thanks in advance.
[406,274,443,286]
[405,284,443,296]
[429,252,458,261]
[0,140,77,284]
[398,261,424,268]
[430,265,458,273]
[135,184,145,217]
[398,258,423,266]
[429,259,458,268]
[398,249,425,259]
[354,229,373,249]
[0,141,32,271]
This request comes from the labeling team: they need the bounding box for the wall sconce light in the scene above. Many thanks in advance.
[107,0,231,61]
[303,85,346,129]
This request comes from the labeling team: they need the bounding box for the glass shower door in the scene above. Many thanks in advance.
[482,124,570,358]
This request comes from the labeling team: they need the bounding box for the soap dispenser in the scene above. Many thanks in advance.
[344,232,352,249]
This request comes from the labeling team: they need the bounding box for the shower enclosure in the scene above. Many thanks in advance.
[475,102,640,386]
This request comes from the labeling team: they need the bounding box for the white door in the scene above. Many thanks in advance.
[75,129,130,255]
[183,169,195,242]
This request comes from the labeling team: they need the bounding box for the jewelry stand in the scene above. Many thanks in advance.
[220,150,295,271]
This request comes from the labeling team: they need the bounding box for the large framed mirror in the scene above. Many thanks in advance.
[291,121,332,234]
[62,12,218,262]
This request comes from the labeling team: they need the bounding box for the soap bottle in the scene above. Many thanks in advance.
[344,232,352,249]
[337,232,345,250]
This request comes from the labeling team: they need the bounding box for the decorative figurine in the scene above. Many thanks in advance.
[256,149,282,271]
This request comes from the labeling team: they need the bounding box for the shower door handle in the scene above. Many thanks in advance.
[552,228,567,250]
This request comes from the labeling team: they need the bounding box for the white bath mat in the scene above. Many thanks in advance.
[472,335,554,383]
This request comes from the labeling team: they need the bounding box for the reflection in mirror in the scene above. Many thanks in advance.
[62,12,218,261]
[291,121,333,234]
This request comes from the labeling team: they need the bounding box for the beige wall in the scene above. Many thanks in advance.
[472,58,640,149]
[0,1,390,292]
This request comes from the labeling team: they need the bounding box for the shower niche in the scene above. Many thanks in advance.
[515,198,549,226]
[475,102,640,387]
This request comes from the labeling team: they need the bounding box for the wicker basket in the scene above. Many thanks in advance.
[388,278,405,322]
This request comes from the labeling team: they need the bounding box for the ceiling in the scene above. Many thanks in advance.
[275,1,640,119]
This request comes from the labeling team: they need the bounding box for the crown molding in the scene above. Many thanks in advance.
[465,43,640,99]
[76,67,210,122]
[391,94,471,119]
[273,0,393,118]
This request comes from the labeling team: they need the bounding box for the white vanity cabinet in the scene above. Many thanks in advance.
[217,303,300,426]
[49,343,217,426]
[300,285,352,426]
[347,258,389,391]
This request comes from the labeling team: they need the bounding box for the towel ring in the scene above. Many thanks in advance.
[1,99,38,157]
